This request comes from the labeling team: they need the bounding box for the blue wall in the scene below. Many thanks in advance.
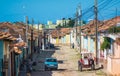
[0,40,3,76]
[84,36,88,50]
[90,38,94,52]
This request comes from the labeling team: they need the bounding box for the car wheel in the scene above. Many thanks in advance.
[91,64,95,70]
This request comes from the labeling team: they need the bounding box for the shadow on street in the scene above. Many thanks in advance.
[31,47,60,76]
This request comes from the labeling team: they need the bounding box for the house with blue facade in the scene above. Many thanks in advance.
[0,32,17,76]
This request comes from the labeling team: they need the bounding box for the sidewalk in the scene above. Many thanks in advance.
[19,52,40,76]
[19,64,27,76]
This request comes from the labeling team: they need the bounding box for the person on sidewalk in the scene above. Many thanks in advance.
[72,43,74,49]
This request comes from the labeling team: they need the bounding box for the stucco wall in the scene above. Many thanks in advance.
[114,43,120,58]
[66,34,70,44]
[107,42,120,75]
[107,57,120,75]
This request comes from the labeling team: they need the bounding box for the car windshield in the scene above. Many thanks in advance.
[81,53,90,59]
[46,59,57,62]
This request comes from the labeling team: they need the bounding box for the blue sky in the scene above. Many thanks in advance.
[0,0,120,24]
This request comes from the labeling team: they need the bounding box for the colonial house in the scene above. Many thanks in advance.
[0,22,41,76]
[60,28,71,45]
[77,16,120,62]
[50,28,71,45]
[99,16,120,75]
[49,29,60,44]
[107,37,120,75]
[76,20,103,60]
[99,16,120,59]
[0,32,16,76]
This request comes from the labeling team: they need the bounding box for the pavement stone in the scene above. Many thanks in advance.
[19,52,40,76]
[19,49,54,75]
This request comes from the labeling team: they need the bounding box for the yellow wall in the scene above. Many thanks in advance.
[66,34,70,44]
[56,38,59,44]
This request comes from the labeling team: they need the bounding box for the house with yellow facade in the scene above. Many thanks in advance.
[50,28,71,45]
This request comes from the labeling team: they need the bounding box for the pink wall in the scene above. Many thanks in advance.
[107,42,120,75]
[114,42,120,58]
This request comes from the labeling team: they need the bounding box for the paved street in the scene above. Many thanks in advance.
[30,45,106,76]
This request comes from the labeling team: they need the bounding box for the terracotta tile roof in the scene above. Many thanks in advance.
[51,28,71,38]
[0,22,41,40]
[0,22,22,37]
[98,16,120,32]
[51,30,60,38]
[80,20,102,35]
[60,28,71,34]
[0,32,17,40]
[81,16,120,35]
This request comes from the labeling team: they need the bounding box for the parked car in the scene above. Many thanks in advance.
[78,52,95,71]
[50,43,54,48]
[44,58,58,70]
[45,43,54,49]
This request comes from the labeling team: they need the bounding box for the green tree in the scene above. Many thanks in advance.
[56,24,62,28]
[101,37,111,50]
[67,19,75,27]
[108,26,120,34]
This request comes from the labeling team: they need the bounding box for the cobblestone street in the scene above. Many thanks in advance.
[30,45,106,76]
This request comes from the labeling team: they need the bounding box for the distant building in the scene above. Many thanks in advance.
[47,21,57,29]
[47,21,53,25]
[32,24,44,30]
[56,19,70,26]
[56,20,63,25]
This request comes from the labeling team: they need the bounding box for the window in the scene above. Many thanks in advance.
[46,59,57,62]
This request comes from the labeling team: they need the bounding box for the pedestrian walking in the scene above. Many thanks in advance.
[72,43,74,49]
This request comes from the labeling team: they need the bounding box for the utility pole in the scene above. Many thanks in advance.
[78,4,82,55]
[94,0,98,65]
[75,8,79,41]
[31,19,34,60]
[115,8,118,26]
[38,22,40,51]
[42,26,45,50]
[25,16,28,56]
